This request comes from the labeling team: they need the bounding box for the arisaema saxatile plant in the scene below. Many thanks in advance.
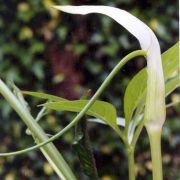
[0,5,179,180]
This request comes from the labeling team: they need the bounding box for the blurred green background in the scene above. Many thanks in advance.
[0,0,179,180]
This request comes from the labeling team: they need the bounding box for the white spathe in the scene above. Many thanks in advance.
[54,5,166,128]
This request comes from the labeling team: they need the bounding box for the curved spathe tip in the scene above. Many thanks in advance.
[53,5,88,15]
[54,5,166,127]
[53,5,154,52]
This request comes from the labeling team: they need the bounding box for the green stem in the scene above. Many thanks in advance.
[127,146,135,180]
[146,126,163,180]
[0,79,76,180]
[0,50,146,156]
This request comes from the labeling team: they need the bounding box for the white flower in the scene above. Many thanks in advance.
[54,5,166,128]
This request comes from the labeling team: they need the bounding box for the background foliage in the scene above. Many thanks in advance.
[0,0,179,179]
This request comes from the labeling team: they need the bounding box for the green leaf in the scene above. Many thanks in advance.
[124,70,147,122]
[22,91,66,101]
[162,42,179,80]
[43,100,120,133]
[124,42,179,124]
[23,91,123,134]
[165,75,180,96]
[23,91,120,132]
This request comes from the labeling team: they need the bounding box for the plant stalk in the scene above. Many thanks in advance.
[0,79,76,180]
[127,146,135,180]
[146,126,163,180]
